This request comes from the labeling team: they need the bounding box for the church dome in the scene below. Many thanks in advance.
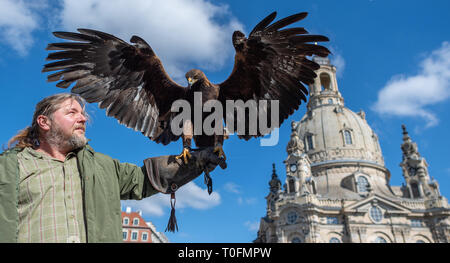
[295,56,388,182]
[297,104,384,166]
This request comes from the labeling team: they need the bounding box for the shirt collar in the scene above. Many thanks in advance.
[21,147,77,162]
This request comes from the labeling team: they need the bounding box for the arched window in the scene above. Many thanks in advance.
[329,237,341,243]
[133,218,139,225]
[356,176,370,193]
[320,73,331,91]
[291,237,302,243]
[344,130,353,145]
[374,236,387,243]
[123,217,129,225]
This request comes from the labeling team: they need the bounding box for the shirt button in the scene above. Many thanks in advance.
[67,236,80,243]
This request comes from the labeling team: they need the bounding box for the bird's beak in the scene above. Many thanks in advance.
[188,77,197,86]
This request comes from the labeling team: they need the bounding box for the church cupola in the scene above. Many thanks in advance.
[307,56,345,111]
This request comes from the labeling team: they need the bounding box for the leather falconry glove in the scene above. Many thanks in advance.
[143,147,227,232]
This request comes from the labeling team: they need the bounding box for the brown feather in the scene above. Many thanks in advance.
[219,12,330,138]
[43,28,187,144]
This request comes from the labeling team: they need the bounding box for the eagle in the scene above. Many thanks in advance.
[42,11,330,166]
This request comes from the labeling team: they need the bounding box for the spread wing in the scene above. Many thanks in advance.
[218,12,330,139]
[43,29,187,144]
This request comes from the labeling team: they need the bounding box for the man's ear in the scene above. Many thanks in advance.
[36,115,51,132]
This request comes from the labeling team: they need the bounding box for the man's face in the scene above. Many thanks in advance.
[46,98,87,150]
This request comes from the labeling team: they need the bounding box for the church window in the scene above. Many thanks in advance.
[356,176,370,193]
[291,237,302,243]
[344,130,353,145]
[369,206,383,223]
[288,179,295,193]
[327,217,339,225]
[270,200,276,211]
[411,219,423,228]
[305,134,314,150]
[411,183,421,198]
[320,73,331,91]
[328,99,333,104]
[311,180,317,195]
[374,236,387,243]
[287,211,298,224]
[329,237,341,243]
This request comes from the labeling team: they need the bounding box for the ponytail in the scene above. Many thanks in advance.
[7,126,36,149]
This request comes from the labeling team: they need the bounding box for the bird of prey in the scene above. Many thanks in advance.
[42,11,330,165]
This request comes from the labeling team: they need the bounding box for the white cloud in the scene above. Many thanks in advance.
[121,181,221,217]
[237,196,257,205]
[58,0,244,82]
[0,0,49,55]
[372,42,450,128]
[329,47,345,77]
[224,182,241,194]
[244,220,260,232]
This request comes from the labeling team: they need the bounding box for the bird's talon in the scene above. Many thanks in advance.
[176,148,192,164]
[213,146,226,161]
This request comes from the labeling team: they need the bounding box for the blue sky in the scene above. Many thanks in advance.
[0,0,449,243]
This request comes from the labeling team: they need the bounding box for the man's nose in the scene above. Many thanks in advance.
[78,113,87,123]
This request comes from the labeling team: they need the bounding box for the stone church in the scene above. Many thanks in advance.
[254,56,450,243]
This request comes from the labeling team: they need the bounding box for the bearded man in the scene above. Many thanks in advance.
[0,93,224,243]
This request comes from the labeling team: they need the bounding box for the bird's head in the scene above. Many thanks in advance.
[185,69,206,88]
[232,31,246,50]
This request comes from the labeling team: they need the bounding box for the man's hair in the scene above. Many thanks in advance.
[7,93,89,149]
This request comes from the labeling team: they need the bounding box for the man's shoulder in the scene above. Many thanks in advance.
[0,147,23,158]
[78,144,114,162]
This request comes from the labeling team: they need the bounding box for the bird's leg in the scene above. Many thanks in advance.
[213,143,226,161]
[212,128,228,161]
[176,137,192,164]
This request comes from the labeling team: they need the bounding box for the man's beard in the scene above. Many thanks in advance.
[46,122,87,151]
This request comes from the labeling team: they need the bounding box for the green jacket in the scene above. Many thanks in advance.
[0,145,158,243]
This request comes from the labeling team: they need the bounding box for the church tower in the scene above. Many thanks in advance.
[400,125,441,200]
[255,56,450,243]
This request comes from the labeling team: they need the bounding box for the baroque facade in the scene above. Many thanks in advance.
[254,56,450,243]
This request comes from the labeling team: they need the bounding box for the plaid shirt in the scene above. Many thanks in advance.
[16,147,86,243]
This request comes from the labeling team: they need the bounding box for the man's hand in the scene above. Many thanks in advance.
[143,147,227,232]
[143,147,227,194]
